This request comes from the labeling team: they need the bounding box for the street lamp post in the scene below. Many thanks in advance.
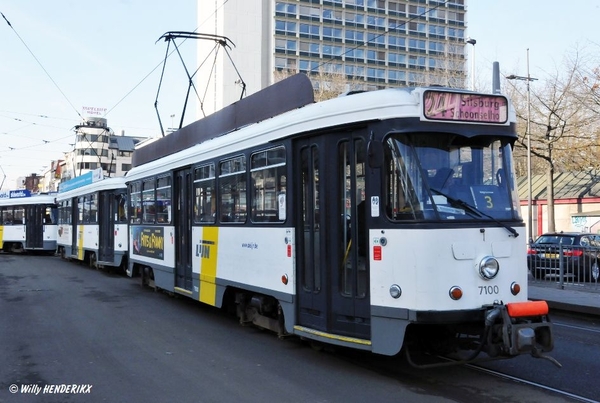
[507,49,538,243]
[466,38,476,90]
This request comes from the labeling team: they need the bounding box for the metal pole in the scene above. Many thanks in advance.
[526,49,532,243]
[466,38,476,90]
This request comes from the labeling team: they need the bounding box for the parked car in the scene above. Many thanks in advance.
[527,232,600,282]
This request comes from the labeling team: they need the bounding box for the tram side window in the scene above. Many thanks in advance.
[86,193,98,223]
[251,146,286,223]
[44,205,57,224]
[129,182,142,224]
[115,194,127,223]
[78,196,85,223]
[383,138,425,221]
[142,179,156,224]
[2,207,13,224]
[194,164,215,224]
[219,156,247,223]
[156,176,171,223]
[59,200,72,225]
[11,206,24,224]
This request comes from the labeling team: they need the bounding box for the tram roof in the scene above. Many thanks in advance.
[126,77,516,182]
[0,193,57,206]
[55,176,127,201]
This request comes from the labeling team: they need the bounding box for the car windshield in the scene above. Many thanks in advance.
[535,235,576,245]
[383,132,522,222]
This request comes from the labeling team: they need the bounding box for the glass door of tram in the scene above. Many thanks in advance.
[98,191,115,264]
[25,205,44,249]
[294,132,370,339]
[174,169,193,292]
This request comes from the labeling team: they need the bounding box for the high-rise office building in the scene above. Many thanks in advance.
[197,0,467,116]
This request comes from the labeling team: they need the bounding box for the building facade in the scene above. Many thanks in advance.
[35,117,144,192]
[197,0,468,115]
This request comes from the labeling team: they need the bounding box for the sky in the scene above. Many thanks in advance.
[1,0,598,190]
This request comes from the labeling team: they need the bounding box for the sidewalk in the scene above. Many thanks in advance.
[528,282,600,317]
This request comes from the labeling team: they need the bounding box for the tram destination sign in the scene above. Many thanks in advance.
[422,90,508,124]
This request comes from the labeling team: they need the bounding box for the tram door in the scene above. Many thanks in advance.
[71,198,79,256]
[25,205,43,249]
[174,169,193,292]
[295,133,370,339]
[98,191,115,263]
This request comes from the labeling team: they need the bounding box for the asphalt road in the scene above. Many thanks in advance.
[0,254,592,403]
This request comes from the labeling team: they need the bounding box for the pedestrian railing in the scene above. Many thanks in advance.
[527,243,600,290]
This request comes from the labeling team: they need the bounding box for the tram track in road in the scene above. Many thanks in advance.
[465,363,600,403]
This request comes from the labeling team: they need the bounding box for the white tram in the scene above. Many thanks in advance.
[0,190,58,253]
[56,174,128,270]
[125,74,556,366]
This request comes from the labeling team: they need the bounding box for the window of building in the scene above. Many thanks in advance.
[322,44,343,57]
[408,5,427,16]
[323,8,342,22]
[409,55,427,67]
[251,146,286,223]
[344,12,365,25]
[388,52,406,64]
[408,22,427,34]
[299,5,320,19]
[429,41,445,53]
[429,9,446,20]
[408,39,426,51]
[367,50,385,62]
[276,20,297,35]
[345,29,364,42]
[275,38,297,53]
[275,2,297,15]
[388,35,405,47]
[299,23,320,37]
[345,48,365,61]
[366,15,385,28]
[388,70,406,82]
[367,32,385,45]
[367,67,385,79]
[219,156,246,223]
[447,11,465,23]
[429,24,446,37]
[447,27,465,40]
[323,27,343,40]
[193,164,215,223]
[388,1,405,14]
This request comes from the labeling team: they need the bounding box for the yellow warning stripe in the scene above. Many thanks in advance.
[293,325,372,346]
[199,226,218,306]
[77,225,84,260]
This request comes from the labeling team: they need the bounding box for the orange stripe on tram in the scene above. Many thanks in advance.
[506,300,549,317]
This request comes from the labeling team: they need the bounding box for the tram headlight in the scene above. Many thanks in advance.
[478,256,499,280]
[389,284,402,299]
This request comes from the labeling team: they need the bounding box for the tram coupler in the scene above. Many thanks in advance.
[486,301,561,367]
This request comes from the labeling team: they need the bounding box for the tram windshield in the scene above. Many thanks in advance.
[384,132,522,222]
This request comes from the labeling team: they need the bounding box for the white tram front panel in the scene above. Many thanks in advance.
[369,226,527,312]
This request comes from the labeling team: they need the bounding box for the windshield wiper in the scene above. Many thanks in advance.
[431,189,519,238]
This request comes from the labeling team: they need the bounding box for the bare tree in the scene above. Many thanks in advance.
[507,49,600,232]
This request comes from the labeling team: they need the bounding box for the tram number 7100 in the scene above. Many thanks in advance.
[479,285,500,295]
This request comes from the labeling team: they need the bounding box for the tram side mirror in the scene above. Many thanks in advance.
[367,139,383,168]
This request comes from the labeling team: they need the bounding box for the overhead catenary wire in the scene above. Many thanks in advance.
[1,12,84,122]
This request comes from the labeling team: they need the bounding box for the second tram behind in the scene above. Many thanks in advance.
[0,190,58,253]
[124,74,555,366]
[56,174,128,270]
